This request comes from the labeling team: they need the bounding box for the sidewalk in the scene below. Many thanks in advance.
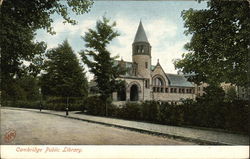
[2,107,249,145]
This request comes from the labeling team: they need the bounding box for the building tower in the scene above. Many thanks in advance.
[132,21,152,100]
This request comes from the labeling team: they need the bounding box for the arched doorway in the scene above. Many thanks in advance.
[130,84,139,101]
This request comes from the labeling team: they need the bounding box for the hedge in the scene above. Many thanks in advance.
[83,97,249,134]
[2,96,85,111]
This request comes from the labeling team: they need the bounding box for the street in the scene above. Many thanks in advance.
[1,108,193,145]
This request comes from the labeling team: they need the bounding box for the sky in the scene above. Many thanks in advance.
[35,0,208,80]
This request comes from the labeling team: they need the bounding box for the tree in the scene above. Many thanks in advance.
[200,85,225,103]
[40,40,88,98]
[1,74,40,105]
[225,86,237,102]
[17,75,40,101]
[80,17,126,114]
[0,0,93,99]
[174,0,250,87]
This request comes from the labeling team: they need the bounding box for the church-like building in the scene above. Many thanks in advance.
[111,21,196,103]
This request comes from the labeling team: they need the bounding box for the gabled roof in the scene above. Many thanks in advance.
[166,74,194,87]
[133,21,149,43]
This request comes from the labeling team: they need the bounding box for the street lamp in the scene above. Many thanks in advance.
[39,88,42,112]
[66,96,69,116]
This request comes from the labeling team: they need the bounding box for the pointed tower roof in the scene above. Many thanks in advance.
[133,21,149,43]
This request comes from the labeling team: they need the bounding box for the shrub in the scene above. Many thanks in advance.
[118,102,142,120]
[84,96,105,116]
[141,101,159,122]
[44,96,84,111]
[83,96,116,116]
[180,98,249,134]
[163,103,184,126]
[157,102,168,123]
[224,100,249,133]
[11,100,40,109]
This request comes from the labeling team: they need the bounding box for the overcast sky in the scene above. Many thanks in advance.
[35,0,207,80]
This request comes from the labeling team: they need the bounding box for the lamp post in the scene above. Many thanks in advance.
[66,96,69,116]
[39,88,42,112]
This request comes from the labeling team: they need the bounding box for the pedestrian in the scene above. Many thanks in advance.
[66,107,69,116]
[39,102,42,112]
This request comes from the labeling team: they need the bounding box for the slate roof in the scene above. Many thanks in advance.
[166,74,194,87]
[133,21,149,43]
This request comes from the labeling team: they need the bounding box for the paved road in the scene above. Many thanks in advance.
[1,108,193,145]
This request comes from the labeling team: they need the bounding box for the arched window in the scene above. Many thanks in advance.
[153,77,163,86]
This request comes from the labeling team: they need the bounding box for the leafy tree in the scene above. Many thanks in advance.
[174,0,250,87]
[225,86,237,102]
[17,75,40,101]
[1,80,26,102]
[1,75,40,106]
[0,0,93,99]
[40,40,88,98]
[80,17,126,115]
[199,85,225,103]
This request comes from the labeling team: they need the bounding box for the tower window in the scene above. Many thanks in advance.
[145,62,148,69]
[141,45,144,53]
[136,45,140,53]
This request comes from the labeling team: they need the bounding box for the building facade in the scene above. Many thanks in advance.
[112,21,196,103]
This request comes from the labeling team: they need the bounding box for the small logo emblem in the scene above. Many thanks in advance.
[4,129,16,143]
